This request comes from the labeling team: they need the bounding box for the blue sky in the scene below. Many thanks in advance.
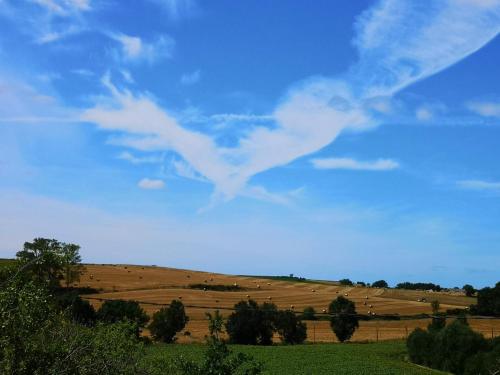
[1,0,500,288]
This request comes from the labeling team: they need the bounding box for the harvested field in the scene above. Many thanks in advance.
[76,264,500,343]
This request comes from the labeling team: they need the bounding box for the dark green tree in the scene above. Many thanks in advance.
[301,306,317,320]
[338,278,353,286]
[463,284,475,297]
[61,243,84,287]
[328,296,359,342]
[149,300,189,343]
[226,300,277,345]
[372,280,388,288]
[275,310,307,344]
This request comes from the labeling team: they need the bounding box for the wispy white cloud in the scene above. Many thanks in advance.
[180,69,201,85]
[110,33,175,63]
[311,157,399,171]
[147,0,198,20]
[120,69,134,83]
[415,106,434,121]
[467,100,500,118]
[457,179,500,192]
[138,178,165,189]
[78,0,500,205]
[117,151,162,164]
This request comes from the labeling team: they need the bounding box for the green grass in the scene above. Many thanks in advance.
[0,258,16,269]
[145,341,445,375]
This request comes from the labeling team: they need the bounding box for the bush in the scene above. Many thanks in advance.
[462,284,475,297]
[328,296,359,342]
[188,284,243,291]
[407,328,435,366]
[149,300,189,343]
[275,310,307,344]
[301,306,317,320]
[226,300,277,345]
[97,299,149,336]
[396,282,441,292]
[0,281,147,375]
[372,280,388,288]
[55,291,97,326]
[432,320,488,374]
[464,343,500,375]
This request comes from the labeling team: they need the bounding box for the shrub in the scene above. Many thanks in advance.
[149,300,189,343]
[407,328,435,366]
[55,291,97,326]
[175,309,263,375]
[328,296,359,342]
[275,310,307,344]
[226,300,277,345]
[188,283,243,292]
[97,299,149,336]
[301,306,317,320]
[372,280,388,288]
[432,320,488,374]
[464,343,500,375]
[396,282,441,292]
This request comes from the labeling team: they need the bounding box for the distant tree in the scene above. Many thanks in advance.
[470,282,500,316]
[339,279,353,286]
[275,310,307,345]
[226,300,277,345]
[428,300,446,332]
[328,296,359,342]
[60,243,84,287]
[301,306,317,320]
[356,281,366,287]
[462,284,475,297]
[97,300,149,336]
[396,282,441,292]
[149,300,189,343]
[372,280,388,288]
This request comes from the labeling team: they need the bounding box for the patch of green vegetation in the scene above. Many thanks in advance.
[144,341,445,374]
[188,283,244,291]
[241,274,329,285]
[0,258,16,268]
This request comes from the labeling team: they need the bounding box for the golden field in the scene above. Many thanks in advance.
[76,264,500,343]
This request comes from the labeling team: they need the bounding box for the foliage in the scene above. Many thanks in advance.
[470,281,500,316]
[225,300,278,345]
[407,319,490,375]
[328,296,359,342]
[462,284,475,297]
[338,278,353,286]
[372,280,389,288]
[0,280,147,375]
[300,306,317,320]
[15,238,84,289]
[145,341,444,375]
[406,328,435,367]
[97,299,149,336]
[175,311,262,375]
[54,291,97,326]
[396,282,442,292]
[189,283,243,291]
[149,300,189,343]
[275,310,307,345]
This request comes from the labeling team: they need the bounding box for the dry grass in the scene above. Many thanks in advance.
[75,264,500,343]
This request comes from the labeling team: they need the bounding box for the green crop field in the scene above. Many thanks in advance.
[145,340,446,375]
[0,258,16,268]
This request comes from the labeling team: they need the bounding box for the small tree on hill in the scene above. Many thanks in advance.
[462,284,475,297]
[60,243,84,287]
[226,300,277,345]
[301,306,317,320]
[328,296,359,342]
[149,299,189,343]
[372,280,388,288]
[275,310,307,344]
[339,278,353,286]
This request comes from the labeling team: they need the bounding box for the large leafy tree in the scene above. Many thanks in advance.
[149,300,189,343]
[15,238,84,289]
[328,296,359,342]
